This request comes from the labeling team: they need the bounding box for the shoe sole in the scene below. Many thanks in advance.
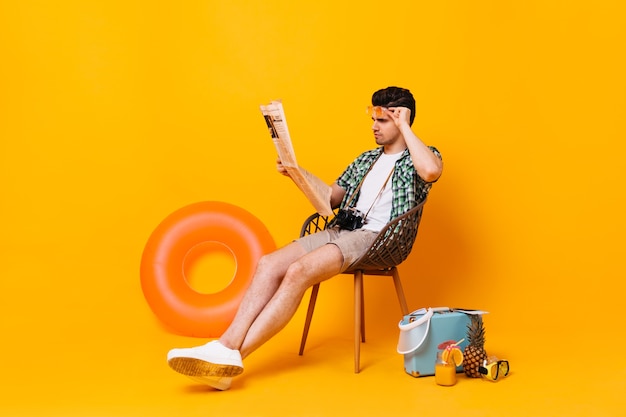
[168,357,243,377]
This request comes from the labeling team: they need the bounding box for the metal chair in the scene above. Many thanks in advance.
[298,199,427,373]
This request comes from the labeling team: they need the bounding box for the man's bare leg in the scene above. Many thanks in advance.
[238,243,344,358]
[218,241,308,351]
[167,242,343,382]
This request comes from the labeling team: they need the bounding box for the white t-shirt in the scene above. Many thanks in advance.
[354,151,403,232]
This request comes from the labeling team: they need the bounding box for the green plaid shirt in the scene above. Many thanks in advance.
[336,146,442,221]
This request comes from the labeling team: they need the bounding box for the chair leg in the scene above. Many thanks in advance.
[354,270,363,373]
[299,283,320,355]
[360,274,366,343]
[391,268,409,315]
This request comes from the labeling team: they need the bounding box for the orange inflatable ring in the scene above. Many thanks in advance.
[140,201,275,337]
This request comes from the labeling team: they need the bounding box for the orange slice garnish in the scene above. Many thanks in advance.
[442,347,464,366]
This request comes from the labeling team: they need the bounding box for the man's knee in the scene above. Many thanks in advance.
[281,260,311,291]
[283,260,306,281]
[251,253,282,284]
[255,253,272,272]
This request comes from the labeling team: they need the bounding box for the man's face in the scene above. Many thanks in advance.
[370,106,401,146]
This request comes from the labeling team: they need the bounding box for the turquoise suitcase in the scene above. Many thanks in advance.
[397,307,486,377]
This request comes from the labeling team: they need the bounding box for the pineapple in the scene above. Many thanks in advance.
[463,315,487,378]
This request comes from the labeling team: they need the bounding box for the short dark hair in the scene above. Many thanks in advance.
[372,86,416,126]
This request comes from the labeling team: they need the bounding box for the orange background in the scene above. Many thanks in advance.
[1,1,624,416]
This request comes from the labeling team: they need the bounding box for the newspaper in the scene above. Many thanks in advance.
[260,100,333,216]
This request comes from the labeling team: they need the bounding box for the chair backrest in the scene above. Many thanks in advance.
[299,199,427,271]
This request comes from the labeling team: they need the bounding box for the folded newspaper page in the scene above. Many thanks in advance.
[260,100,333,216]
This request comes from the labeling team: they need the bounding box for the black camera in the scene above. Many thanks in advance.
[331,208,364,231]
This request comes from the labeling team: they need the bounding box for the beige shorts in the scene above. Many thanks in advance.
[295,227,379,272]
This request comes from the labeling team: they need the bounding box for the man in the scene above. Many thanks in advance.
[167,86,443,390]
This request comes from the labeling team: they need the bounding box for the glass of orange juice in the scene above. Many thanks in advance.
[435,350,457,386]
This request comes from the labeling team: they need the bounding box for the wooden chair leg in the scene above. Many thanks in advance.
[360,273,366,343]
[301,268,406,373]
[299,283,320,355]
[354,271,363,373]
[391,268,409,315]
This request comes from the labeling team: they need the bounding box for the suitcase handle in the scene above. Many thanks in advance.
[396,308,434,354]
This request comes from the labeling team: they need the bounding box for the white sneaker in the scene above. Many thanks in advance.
[167,340,244,377]
[187,376,232,391]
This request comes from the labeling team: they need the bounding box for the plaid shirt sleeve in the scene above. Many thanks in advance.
[390,146,442,219]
